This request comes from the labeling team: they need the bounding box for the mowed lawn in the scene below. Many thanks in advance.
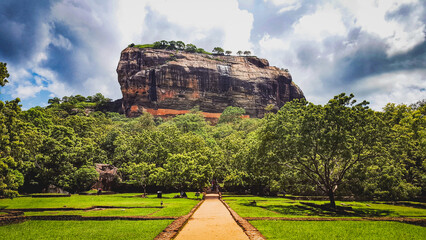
[251,220,426,240]
[223,195,426,239]
[0,220,173,240]
[222,195,426,218]
[0,192,201,217]
[0,192,201,239]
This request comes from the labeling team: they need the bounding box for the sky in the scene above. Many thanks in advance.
[0,0,425,110]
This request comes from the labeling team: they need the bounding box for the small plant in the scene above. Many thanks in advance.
[169,54,177,62]
[128,43,135,47]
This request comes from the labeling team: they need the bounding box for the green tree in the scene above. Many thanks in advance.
[259,94,383,208]
[71,166,99,193]
[237,50,243,56]
[167,41,177,50]
[48,97,61,105]
[225,50,232,55]
[0,62,9,87]
[164,152,212,192]
[212,47,224,55]
[243,51,251,56]
[218,106,246,124]
[176,41,185,50]
[0,99,26,197]
[185,44,197,53]
[125,162,156,196]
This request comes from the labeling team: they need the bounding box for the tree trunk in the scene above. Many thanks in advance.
[328,189,336,209]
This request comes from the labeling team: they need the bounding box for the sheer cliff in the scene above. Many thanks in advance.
[117,47,304,119]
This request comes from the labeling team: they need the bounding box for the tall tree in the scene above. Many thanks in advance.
[259,94,383,208]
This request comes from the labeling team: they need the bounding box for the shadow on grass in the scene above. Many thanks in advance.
[299,202,394,217]
[378,202,426,209]
[240,202,394,217]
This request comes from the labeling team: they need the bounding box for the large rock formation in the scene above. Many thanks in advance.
[117,47,304,119]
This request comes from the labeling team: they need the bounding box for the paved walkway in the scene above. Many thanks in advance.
[175,193,249,240]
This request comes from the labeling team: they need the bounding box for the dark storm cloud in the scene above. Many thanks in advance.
[385,3,417,21]
[0,0,52,64]
[332,35,426,86]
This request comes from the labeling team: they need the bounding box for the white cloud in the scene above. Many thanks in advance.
[264,0,301,13]
[338,0,425,56]
[12,82,45,99]
[351,69,426,110]
[51,35,72,50]
[145,0,254,53]
[293,4,347,39]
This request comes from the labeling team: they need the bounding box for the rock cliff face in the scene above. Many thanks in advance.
[117,47,304,119]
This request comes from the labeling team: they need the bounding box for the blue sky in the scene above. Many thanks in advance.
[0,0,425,110]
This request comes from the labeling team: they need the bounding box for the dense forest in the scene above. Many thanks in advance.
[0,62,425,207]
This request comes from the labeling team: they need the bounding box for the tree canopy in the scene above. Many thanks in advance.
[0,63,424,203]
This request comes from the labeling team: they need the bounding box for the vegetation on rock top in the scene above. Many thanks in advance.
[128,40,253,56]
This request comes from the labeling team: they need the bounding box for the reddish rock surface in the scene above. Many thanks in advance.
[117,47,304,118]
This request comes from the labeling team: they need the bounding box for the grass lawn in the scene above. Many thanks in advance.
[0,192,200,217]
[222,195,426,218]
[0,220,172,240]
[251,220,426,240]
[0,193,200,239]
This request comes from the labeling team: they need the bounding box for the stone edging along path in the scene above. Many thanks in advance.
[244,217,426,227]
[219,197,267,240]
[154,199,205,240]
[5,206,163,212]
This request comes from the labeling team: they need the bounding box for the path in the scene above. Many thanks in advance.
[174,193,249,240]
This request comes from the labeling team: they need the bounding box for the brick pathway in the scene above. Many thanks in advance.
[174,194,249,240]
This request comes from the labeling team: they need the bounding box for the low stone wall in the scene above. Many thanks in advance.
[0,215,26,226]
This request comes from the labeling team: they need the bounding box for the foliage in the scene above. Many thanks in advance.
[218,106,246,124]
[225,50,232,55]
[0,64,424,204]
[243,51,251,56]
[70,166,99,193]
[258,94,384,207]
[212,47,224,55]
[0,62,9,87]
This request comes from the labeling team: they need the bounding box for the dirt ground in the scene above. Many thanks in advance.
[174,193,249,240]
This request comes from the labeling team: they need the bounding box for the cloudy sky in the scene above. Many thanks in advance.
[0,0,425,110]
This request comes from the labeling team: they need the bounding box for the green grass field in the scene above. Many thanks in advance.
[251,220,426,240]
[0,192,200,239]
[0,220,172,240]
[222,195,426,218]
[0,192,200,217]
[223,195,425,239]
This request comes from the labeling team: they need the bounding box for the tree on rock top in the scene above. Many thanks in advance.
[212,47,224,55]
